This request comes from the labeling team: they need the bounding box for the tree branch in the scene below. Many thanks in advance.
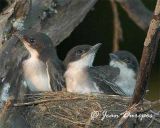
[132,0,160,104]
[110,0,123,51]
[116,0,152,30]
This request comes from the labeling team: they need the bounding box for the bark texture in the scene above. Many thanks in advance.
[132,0,160,104]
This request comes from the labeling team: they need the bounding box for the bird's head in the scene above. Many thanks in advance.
[64,43,102,68]
[109,51,139,74]
[15,32,55,57]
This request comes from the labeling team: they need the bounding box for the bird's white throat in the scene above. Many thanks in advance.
[64,54,101,94]
[23,41,39,58]
[109,60,136,96]
[23,56,52,91]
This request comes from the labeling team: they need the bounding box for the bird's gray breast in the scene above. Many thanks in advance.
[22,57,52,91]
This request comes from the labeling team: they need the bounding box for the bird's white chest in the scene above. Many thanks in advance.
[116,68,136,96]
[64,65,100,94]
[22,57,52,91]
[110,60,136,96]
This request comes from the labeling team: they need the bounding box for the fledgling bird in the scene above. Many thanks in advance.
[64,44,139,96]
[15,32,65,92]
[109,50,139,96]
[64,43,125,95]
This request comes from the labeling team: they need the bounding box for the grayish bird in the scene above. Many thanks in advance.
[109,50,139,96]
[64,43,123,95]
[15,32,65,92]
[64,44,139,96]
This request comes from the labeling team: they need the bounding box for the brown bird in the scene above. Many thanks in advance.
[15,32,65,92]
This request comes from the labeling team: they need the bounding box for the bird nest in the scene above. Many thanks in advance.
[1,92,160,128]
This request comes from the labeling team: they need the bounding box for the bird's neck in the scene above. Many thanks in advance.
[119,66,136,79]
[109,60,136,79]
[66,62,88,75]
[26,47,39,58]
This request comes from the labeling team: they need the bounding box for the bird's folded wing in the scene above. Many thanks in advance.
[89,65,127,96]
[46,59,65,91]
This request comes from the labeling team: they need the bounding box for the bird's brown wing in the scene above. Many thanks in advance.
[46,59,65,91]
[89,65,127,96]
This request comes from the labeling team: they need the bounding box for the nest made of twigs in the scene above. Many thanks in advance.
[1,92,160,128]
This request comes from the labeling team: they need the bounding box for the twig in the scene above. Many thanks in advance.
[14,97,84,107]
[131,0,160,105]
[115,99,160,127]
[146,112,160,128]
[153,118,160,124]
[115,103,141,128]
[149,110,160,117]
[116,0,152,30]
[146,117,155,128]
[46,112,86,125]
[110,0,123,52]
[0,97,14,123]
[142,99,160,111]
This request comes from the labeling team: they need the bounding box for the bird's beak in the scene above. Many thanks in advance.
[82,43,102,58]
[14,32,24,41]
[14,32,29,45]
[109,53,119,61]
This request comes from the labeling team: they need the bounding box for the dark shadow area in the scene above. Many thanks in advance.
[0,0,8,13]
[57,0,113,65]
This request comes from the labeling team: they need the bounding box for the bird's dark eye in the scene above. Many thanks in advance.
[29,37,35,44]
[76,50,84,55]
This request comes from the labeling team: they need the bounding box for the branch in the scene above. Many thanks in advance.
[0,97,14,123]
[0,0,30,46]
[116,0,152,30]
[116,0,160,127]
[110,0,123,52]
[132,0,160,104]
[0,0,97,46]
[13,97,83,107]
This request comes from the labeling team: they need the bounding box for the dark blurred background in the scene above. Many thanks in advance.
[57,0,160,106]
[0,0,8,12]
